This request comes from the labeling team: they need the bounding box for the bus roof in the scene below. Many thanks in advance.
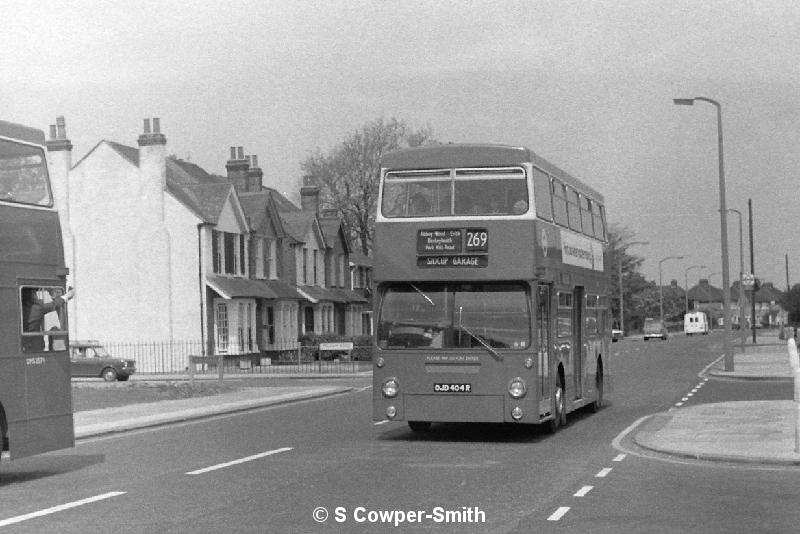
[0,119,46,146]
[381,143,603,202]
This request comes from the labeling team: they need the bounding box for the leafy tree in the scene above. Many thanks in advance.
[782,284,800,336]
[607,225,650,332]
[300,117,436,254]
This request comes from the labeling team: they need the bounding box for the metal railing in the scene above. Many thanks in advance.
[100,339,374,375]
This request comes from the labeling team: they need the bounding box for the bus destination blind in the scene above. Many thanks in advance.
[416,228,488,268]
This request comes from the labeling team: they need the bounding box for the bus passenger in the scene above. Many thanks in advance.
[512,199,528,214]
[409,193,430,215]
[21,287,74,352]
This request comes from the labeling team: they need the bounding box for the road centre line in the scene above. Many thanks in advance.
[0,491,126,527]
[613,454,626,462]
[374,420,389,425]
[186,447,293,475]
[574,485,593,497]
[547,507,570,521]
[595,468,612,478]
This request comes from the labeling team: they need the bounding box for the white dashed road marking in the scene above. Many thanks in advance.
[574,485,593,497]
[186,447,293,475]
[0,492,126,527]
[547,507,571,521]
[595,467,612,478]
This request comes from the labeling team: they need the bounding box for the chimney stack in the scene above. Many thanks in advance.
[137,117,168,220]
[246,155,263,192]
[46,115,74,229]
[300,175,320,215]
[226,145,250,193]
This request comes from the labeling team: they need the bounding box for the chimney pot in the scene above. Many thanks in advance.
[237,146,244,160]
[49,125,57,140]
[143,118,151,134]
[229,147,236,159]
[251,155,258,168]
[153,117,160,134]
[55,116,66,139]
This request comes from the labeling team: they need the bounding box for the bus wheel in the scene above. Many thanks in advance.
[591,362,604,413]
[546,377,566,433]
[408,421,431,432]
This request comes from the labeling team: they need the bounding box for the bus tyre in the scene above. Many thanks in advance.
[102,368,117,382]
[408,421,431,432]
[546,378,565,434]
[591,363,604,413]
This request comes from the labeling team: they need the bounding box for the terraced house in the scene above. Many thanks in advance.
[46,117,370,372]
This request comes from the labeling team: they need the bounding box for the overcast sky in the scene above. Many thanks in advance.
[3,0,799,289]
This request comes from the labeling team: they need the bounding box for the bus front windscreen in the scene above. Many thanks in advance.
[377,282,530,350]
[0,139,52,206]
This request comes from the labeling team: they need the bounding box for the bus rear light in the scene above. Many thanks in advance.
[375,357,385,368]
[385,406,397,419]
[382,378,399,398]
[524,357,534,369]
[508,377,527,398]
[511,406,523,421]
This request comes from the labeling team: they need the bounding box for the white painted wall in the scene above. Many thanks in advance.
[68,143,144,342]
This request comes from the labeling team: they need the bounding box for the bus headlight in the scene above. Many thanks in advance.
[375,357,385,368]
[524,357,534,369]
[508,377,527,399]
[382,378,399,398]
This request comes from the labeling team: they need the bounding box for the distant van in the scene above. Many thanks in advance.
[684,311,709,335]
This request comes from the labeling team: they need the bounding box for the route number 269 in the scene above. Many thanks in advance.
[466,230,488,250]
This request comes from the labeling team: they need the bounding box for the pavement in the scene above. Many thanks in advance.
[631,330,800,465]
[73,333,800,467]
[73,371,370,439]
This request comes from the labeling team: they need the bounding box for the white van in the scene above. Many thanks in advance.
[684,311,709,335]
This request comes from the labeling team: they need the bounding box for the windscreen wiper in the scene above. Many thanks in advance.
[409,283,434,306]
[459,324,503,362]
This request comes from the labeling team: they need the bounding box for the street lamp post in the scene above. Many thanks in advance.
[618,241,648,335]
[659,255,684,324]
[725,208,746,351]
[684,265,706,314]
[674,96,734,371]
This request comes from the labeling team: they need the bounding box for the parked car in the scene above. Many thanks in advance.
[612,328,624,342]
[643,318,668,341]
[70,340,136,381]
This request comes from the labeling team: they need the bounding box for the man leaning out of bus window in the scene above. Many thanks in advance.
[21,286,74,352]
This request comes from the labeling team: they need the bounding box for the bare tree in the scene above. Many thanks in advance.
[300,117,435,254]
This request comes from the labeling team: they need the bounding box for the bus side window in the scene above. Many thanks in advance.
[532,168,553,220]
[551,180,568,226]
[20,286,70,352]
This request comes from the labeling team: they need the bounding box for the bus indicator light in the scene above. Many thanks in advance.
[385,406,397,419]
[511,407,524,421]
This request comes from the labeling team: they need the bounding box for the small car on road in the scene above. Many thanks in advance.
[612,328,624,342]
[70,340,136,381]
[643,319,668,341]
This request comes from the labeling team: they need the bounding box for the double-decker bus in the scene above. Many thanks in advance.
[1,119,74,461]
[372,144,610,432]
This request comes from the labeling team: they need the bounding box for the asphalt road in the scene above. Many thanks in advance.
[1,332,799,533]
